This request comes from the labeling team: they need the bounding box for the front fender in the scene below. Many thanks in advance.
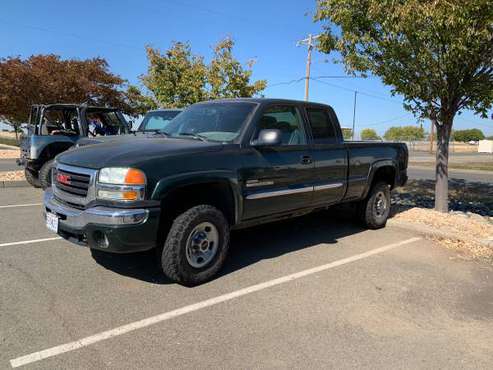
[150,170,243,224]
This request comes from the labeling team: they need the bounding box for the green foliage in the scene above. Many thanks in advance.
[383,126,425,141]
[208,38,267,99]
[141,38,266,108]
[453,128,485,142]
[124,85,157,116]
[486,136,493,140]
[342,128,353,140]
[316,0,493,123]
[142,42,208,108]
[360,128,381,141]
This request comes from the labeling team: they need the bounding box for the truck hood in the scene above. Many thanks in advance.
[75,132,147,147]
[57,135,223,169]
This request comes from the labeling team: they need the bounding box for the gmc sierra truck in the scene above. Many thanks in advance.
[43,99,408,286]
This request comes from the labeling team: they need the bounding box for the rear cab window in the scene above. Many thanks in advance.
[305,107,339,144]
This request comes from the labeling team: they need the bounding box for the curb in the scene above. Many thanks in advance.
[0,180,30,188]
[0,144,20,150]
[388,218,493,249]
[408,165,493,175]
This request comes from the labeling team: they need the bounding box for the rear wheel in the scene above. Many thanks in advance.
[358,181,391,229]
[39,159,55,190]
[24,168,41,188]
[160,205,230,286]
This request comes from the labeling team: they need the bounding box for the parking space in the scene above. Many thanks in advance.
[1,187,493,368]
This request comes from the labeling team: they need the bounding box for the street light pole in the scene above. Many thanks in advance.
[351,91,358,140]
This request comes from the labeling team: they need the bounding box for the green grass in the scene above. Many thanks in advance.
[0,137,19,147]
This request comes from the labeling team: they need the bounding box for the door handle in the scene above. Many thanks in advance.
[300,155,312,165]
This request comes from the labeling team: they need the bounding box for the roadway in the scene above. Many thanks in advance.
[0,187,492,369]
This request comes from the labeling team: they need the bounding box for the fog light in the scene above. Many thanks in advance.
[93,231,109,248]
[122,212,147,224]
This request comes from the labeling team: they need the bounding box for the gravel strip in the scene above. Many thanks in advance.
[0,170,25,181]
[0,150,20,159]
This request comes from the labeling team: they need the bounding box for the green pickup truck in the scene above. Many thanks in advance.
[43,98,408,286]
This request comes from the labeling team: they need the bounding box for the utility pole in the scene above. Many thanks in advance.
[297,34,320,101]
[351,91,358,140]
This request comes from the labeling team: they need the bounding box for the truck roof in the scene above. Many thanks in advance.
[196,97,332,108]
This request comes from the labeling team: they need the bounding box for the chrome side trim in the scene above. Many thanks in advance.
[246,182,344,200]
[246,180,274,188]
[314,182,343,191]
[246,186,312,200]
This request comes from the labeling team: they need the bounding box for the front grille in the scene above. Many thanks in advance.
[55,167,91,197]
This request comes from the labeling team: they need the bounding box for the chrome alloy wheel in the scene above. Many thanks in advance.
[374,191,388,217]
[185,222,219,268]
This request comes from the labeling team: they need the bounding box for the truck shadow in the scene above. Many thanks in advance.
[91,207,366,285]
[391,179,493,217]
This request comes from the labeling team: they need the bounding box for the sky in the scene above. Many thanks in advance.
[0,0,491,136]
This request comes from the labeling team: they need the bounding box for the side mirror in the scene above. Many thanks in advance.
[252,129,282,147]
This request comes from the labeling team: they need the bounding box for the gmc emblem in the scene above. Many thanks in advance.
[57,173,71,185]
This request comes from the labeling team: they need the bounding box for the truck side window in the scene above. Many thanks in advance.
[254,105,306,145]
[306,108,337,144]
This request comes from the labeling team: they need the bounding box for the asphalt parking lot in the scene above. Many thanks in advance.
[1,187,493,369]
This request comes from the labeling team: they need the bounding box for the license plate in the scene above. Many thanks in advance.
[46,212,59,233]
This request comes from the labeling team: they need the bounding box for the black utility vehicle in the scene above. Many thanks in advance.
[18,104,129,188]
[44,99,408,286]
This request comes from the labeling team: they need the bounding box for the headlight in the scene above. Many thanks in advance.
[97,167,146,201]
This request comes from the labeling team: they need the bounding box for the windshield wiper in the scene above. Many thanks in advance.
[141,129,170,137]
[177,132,209,142]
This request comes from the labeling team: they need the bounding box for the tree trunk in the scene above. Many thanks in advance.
[434,121,452,212]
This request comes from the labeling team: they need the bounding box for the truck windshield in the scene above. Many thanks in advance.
[139,110,181,132]
[162,102,256,142]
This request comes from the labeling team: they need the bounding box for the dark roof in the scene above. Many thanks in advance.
[196,97,330,107]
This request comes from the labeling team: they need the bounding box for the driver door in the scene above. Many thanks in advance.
[241,104,315,220]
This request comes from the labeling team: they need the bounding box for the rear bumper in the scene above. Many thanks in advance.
[43,188,160,253]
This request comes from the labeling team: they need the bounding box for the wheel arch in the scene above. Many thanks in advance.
[151,171,242,226]
[362,160,398,198]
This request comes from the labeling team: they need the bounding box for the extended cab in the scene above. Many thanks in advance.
[43,99,408,286]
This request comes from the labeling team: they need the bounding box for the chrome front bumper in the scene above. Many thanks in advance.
[43,188,149,228]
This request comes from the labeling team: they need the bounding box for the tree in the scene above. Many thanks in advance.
[208,38,267,99]
[341,128,353,140]
[383,126,425,141]
[142,42,208,108]
[316,0,493,212]
[141,38,266,108]
[360,128,381,141]
[453,128,485,142]
[0,54,140,139]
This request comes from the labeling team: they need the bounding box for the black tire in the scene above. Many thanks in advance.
[24,168,41,188]
[358,181,391,229]
[160,205,230,286]
[39,159,55,190]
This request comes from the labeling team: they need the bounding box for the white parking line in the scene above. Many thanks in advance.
[0,203,43,209]
[10,237,421,368]
[0,237,61,247]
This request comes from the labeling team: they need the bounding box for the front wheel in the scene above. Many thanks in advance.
[160,205,230,286]
[358,181,391,229]
[39,159,55,190]
[24,168,41,188]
